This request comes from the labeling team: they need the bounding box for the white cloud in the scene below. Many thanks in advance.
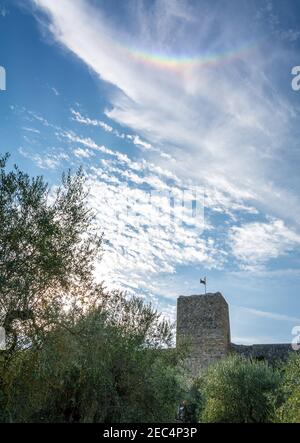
[30,0,300,231]
[73,147,94,158]
[0,6,7,17]
[71,109,113,133]
[51,86,60,96]
[28,0,300,298]
[19,146,69,169]
[32,122,218,293]
[229,219,300,270]
[126,134,152,151]
[89,171,220,293]
[71,108,170,158]
[60,133,220,293]
[22,127,41,134]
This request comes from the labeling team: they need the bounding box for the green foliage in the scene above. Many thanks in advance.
[0,153,102,358]
[276,353,300,423]
[178,384,203,423]
[194,355,281,423]
[0,154,186,423]
[1,294,185,423]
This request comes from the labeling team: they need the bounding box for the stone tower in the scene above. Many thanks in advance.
[176,292,231,379]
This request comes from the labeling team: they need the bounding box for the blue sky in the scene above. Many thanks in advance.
[1,0,300,344]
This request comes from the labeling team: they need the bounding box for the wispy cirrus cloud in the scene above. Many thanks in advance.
[19,0,300,303]
[71,109,114,133]
[239,306,300,323]
[29,0,300,229]
[71,108,172,158]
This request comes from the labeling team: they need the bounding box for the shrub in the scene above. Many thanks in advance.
[1,298,185,423]
[276,353,300,423]
[194,355,281,423]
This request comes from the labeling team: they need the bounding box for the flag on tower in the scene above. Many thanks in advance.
[200,277,207,294]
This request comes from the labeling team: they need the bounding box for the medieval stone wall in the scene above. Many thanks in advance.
[231,343,294,365]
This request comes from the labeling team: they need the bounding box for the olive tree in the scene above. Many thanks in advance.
[0,153,102,359]
[194,355,281,423]
[4,293,185,423]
